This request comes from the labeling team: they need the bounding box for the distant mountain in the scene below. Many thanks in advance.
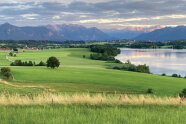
[0,23,111,41]
[104,25,164,40]
[0,23,65,41]
[134,26,186,41]
[47,24,111,41]
[104,30,144,40]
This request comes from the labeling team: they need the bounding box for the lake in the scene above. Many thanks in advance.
[116,48,186,77]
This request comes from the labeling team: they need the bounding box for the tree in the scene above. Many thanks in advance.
[9,52,13,56]
[172,74,178,77]
[13,48,18,52]
[0,67,13,79]
[46,57,60,69]
[179,88,186,98]
[37,61,46,66]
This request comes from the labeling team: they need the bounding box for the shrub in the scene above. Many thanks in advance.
[13,48,18,52]
[37,61,46,66]
[113,66,121,70]
[0,67,13,79]
[146,88,154,94]
[1,67,11,73]
[162,73,166,76]
[136,64,150,73]
[114,59,122,63]
[28,61,34,66]
[10,60,45,66]
[9,52,13,56]
[179,88,186,98]
[112,62,150,74]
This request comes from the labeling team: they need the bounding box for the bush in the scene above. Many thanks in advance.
[9,52,16,57]
[112,62,150,74]
[1,67,11,73]
[162,73,166,76]
[13,48,18,52]
[0,67,13,79]
[136,64,150,73]
[10,60,46,66]
[171,74,182,78]
[37,61,46,66]
[9,52,13,56]
[179,88,186,98]
[146,88,154,94]
[113,66,121,70]
[114,59,122,63]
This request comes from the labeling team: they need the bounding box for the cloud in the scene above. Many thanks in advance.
[0,0,186,29]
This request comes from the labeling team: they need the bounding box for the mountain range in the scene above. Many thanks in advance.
[0,23,111,41]
[134,26,186,41]
[1,23,186,41]
[104,25,164,40]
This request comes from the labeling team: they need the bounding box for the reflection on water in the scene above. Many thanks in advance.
[116,48,186,76]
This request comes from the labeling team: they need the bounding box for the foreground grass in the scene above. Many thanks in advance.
[0,105,186,124]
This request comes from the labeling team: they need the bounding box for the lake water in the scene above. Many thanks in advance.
[116,48,186,77]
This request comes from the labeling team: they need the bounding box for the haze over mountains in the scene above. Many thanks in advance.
[1,23,186,41]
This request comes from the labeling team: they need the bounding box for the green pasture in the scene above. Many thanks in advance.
[0,48,186,96]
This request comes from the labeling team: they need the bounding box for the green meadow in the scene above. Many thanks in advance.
[0,48,185,96]
[0,48,186,123]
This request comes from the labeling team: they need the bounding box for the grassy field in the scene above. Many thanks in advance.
[1,48,186,123]
[0,48,185,96]
[0,105,186,124]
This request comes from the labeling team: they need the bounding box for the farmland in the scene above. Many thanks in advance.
[0,48,185,96]
[0,48,186,123]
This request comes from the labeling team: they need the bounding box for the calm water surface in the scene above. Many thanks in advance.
[116,48,186,76]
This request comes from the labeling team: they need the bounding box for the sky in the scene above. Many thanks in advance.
[0,0,186,29]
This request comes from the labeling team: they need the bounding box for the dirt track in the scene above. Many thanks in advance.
[0,79,54,91]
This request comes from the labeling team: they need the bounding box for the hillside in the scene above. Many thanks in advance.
[0,48,185,96]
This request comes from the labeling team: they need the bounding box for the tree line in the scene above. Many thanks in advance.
[90,45,121,61]
[112,60,150,74]
[10,57,60,69]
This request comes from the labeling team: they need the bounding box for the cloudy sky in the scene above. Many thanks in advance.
[0,0,186,29]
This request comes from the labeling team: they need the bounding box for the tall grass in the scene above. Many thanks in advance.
[0,93,185,106]
[1,105,186,124]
